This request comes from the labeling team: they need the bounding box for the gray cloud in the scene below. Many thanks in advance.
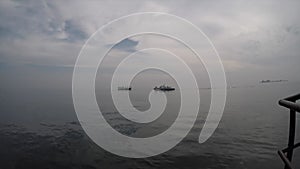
[109,38,139,53]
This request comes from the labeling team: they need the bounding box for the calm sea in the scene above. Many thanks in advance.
[0,81,299,169]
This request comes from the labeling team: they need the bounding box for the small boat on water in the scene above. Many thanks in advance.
[118,86,132,90]
[154,84,175,91]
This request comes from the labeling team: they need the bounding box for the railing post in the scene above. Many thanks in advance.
[285,109,296,169]
[278,93,300,169]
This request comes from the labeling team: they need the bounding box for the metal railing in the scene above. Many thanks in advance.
[278,93,300,169]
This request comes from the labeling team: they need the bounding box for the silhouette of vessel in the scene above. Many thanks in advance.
[153,84,175,91]
[260,80,288,83]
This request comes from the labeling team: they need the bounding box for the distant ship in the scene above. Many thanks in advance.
[154,84,175,91]
[118,86,132,90]
[260,80,288,83]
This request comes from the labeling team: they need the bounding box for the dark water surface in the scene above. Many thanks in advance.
[1,82,300,169]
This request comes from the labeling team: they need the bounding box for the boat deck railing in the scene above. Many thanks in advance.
[278,93,300,169]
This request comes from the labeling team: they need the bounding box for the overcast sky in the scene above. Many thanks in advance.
[1,0,300,88]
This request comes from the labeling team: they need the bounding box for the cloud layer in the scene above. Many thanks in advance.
[1,0,300,85]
